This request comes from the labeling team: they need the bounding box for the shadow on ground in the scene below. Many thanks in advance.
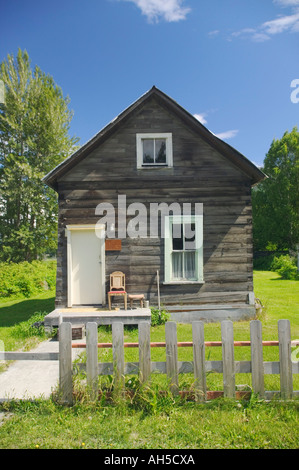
[0,296,55,327]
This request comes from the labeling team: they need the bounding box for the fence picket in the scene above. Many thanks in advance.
[59,322,73,405]
[86,322,98,400]
[165,321,179,396]
[112,322,125,391]
[278,319,293,399]
[192,321,206,401]
[250,320,264,397]
[221,320,235,398]
[139,321,151,384]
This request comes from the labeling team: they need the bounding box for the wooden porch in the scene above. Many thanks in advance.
[44,307,151,331]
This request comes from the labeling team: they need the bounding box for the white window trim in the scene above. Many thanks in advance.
[163,215,204,284]
[136,133,173,169]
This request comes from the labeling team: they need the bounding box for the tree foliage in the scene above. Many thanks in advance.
[252,127,299,251]
[0,50,78,261]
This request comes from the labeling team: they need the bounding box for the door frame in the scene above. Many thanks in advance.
[66,224,106,308]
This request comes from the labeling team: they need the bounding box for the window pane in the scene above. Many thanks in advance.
[185,223,196,250]
[184,251,196,279]
[143,139,154,163]
[172,252,183,279]
[155,139,167,163]
[172,223,183,250]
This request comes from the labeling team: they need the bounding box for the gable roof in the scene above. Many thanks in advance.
[43,86,266,190]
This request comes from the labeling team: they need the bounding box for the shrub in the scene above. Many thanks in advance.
[271,255,298,280]
[150,307,170,326]
[0,260,56,299]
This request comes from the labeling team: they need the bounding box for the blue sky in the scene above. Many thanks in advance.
[1,0,298,167]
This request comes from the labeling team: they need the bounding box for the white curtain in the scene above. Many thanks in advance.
[172,252,183,279]
[184,251,196,279]
[172,251,195,280]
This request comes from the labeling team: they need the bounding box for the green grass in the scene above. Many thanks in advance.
[0,398,298,449]
[0,290,55,356]
[0,270,298,449]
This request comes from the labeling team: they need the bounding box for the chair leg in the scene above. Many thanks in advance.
[124,294,127,310]
[108,294,111,310]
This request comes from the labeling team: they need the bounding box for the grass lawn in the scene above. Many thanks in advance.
[0,271,298,449]
[0,398,298,450]
[0,290,55,355]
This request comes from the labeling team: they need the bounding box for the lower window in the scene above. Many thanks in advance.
[164,215,203,283]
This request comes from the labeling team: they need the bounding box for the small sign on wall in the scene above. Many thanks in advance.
[105,239,122,251]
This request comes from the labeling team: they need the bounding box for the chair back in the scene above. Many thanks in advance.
[110,271,126,291]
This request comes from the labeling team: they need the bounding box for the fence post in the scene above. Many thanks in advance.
[192,321,207,402]
[278,319,293,399]
[86,322,98,400]
[250,320,264,397]
[165,321,179,396]
[59,322,73,405]
[112,322,125,393]
[139,321,151,384]
[221,320,235,398]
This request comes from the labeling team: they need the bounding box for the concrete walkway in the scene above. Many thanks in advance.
[0,338,85,401]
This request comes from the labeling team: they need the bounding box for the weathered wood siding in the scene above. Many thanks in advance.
[55,96,253,307]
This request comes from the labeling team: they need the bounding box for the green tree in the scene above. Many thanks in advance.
[252,127,299,251]
[0,49,78,261]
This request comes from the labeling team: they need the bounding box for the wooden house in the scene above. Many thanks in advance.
[43,86,265,323]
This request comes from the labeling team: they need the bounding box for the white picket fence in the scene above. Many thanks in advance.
[59,319,299,404]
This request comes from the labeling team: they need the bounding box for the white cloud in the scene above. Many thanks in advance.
[208,30,220,37]
[262,12,299,34]
[213,130,239,140]
[193,113,208,125]
[252,32,271,42]
[230,0,299,42]
[193,112,238,140]
[274,0,299,6]
[122,0,191,22]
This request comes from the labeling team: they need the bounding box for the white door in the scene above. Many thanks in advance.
[67,226,105,306]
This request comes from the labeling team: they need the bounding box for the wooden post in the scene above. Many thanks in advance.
[86,322,98,400]
[278,319,293,399]
[192,321,207,402]
[139,321,151,384]
[221,320,235,398]
[59,322,73,405]
[165,321,179,396]
[157,270,161,313]
[250,320,264,397]
[112,322,125,392]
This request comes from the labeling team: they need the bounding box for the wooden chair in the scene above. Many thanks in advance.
[108,271,127,310]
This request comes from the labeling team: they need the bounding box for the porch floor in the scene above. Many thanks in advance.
[44,307,151,329]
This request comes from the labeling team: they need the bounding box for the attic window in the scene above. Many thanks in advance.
[137,133,173,168]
